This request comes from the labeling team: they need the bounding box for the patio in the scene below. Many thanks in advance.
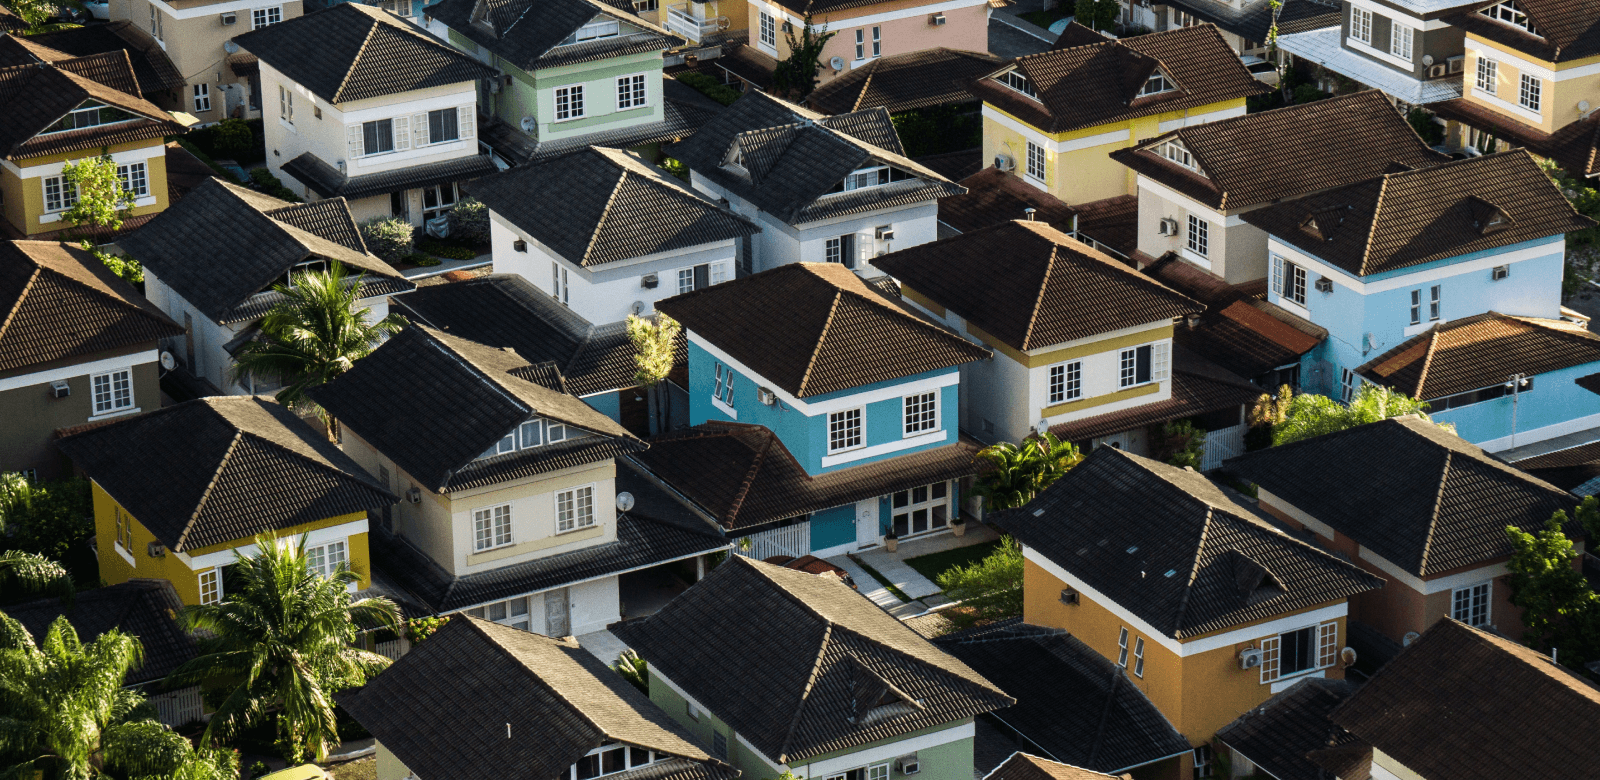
[828,522,1003,616]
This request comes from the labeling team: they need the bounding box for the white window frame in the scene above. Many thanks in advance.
[1476,57,1498,94]
[758,11,776,47]
[363,118,396,156]
[1118,343,1169,388]
[192,83,211,112]
[199,568,221,605]
[871,25,881,57]
[91,368,134,415]
[1340,368,1358,403]
[1479,0,1537,34]
[552,262,569,304]
[149,2,162,39]
[1519,73,1541,111]
[43,176,79,213]
[1259,621,1339,683]
[1048,360,1082,405]
[117,162,148,200]
[1349,6,1372,44]
[855,28,865,60]
[556,485,597,533]
[1186,214,1209,257]
[555,85,586,121]
[1452,581,1491,627]
[1276,257,1306,305]
[1389,22,1413,61]
[473,504,513,551]
[1138,70,1173,96]
[825,236,844,264]
[424,107,461,145]
[890,481,950,537]
[828,407,865,454]
[1157,140,1202,174]
[1133,636,1146,677]
[998,69,1037,99]
[1429,284,1441,321]
[306,539,348,577]
[1025,141,1046,182]
[251,5,280,28]
[903,390,939,436]
[1116,627,1129,667]
[569,743,662,780]
[616,73,648,110]
[1410,288,1423,325]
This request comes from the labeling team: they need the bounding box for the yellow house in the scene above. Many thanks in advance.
[1001,447,1383,777]
[0,41,190,238]
[969,22,1268,206]
[1431,0,1600,175]
[56,396,396,606]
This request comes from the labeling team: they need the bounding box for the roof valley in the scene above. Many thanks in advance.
[1169,506,1213,633]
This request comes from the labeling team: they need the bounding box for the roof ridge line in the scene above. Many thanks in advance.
[331,16,382,103]
[582,169,631,265]
[775,617,833,762]
[1168,505,1211,635]
[1412,327,1441,396]
[174,429,243,552]
[1018,244,1059,351]
[793,286,844,397]
[470,619,620,736]
[852,67,875,112]
[1417,450,1451,576]
[1358,175,1391,275]
[0,267,41,346]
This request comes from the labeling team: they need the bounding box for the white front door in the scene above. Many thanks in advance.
[855,499,879,549]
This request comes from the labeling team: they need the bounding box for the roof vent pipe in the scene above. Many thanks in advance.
[1024,207,1036,221]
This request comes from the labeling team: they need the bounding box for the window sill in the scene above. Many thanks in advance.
[710,395,737,419]
[903,426,941,440]
[113,541,136,567]
[39,212,64,224]
[89,407,140,422]
[553,115,588,124]
[1275,296,1309,320]
[555,523,600,537]
[279,118,297,133]
[1266,667,1327,692]
[1180,248,1211,269]
[473,542,516,555]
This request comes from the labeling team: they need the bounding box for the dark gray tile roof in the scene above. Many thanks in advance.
[18,22,188,95]
[428,0,675,72]
[0,56,186,161]
[665,92,961,224]
[1225,415,1580,577]
[612,556,1014,763]
[5,579,196,686]
[1216,678,1364,780]
[280,151,499,201]
[1511,439,1600,492]
[808,48,1004,116]
[119,178,413,324]
[1159,0,1339,47]
[0,240,183,373]
[1000,447,1382,639]
[233,3,497,104]
[935,620,1191,775]
[55,396,397,552]
[339,616,735,780]
[309,324,643,492]
[466,147,757,267]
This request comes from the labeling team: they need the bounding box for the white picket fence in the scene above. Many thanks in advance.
[734,522,810,560]
[376,638,408,660]
[150,686,205,726]
[1201,423,1247,471]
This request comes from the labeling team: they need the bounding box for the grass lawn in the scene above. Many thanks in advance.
[905,539,1004,586]
[329,758,376,780]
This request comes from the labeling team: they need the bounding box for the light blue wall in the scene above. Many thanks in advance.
[584,390,621,423]
[1431,361,1600,446]
[810,504,856,552]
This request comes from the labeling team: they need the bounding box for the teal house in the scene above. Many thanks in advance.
[614,556,1013,780]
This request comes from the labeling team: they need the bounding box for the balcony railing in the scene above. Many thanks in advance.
[665,3,727,43]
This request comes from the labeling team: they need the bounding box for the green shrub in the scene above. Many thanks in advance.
[403,252,442,267]
[1292,83,1330,104]
[1407,108,1445,146]
[674,72,741,106]
[447,198,491,244]
[1154,420,1206,469]
[361,217,415,263]
[247,167,301,202]
[660,157,689,181]
[415,237,476,260]
[212,119,256,160]
[82,240,142,289]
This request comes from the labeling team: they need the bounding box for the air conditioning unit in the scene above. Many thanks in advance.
[513,239,527,253]
[50,380,70,398]
[757,387,777,405]
[1492,265,1509,280]
[146,542,167,558]
[641,273,659,289]
[929,11,945,24]
[875,226,895,241]
[994,153,1015,172]
[220,11,236,24]
[1427,64,1447,78]
[1447,55,1464,73]
[1239,647,1263,670]
[407,487,422,504]
[896,756,920,776]
[1158,217,1180,236]
[1314,276,1333,293]
[1059,588,1079,605]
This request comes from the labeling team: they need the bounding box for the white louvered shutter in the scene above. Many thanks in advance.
[1259,636,1281,683]
[412,113,428,146]
[1270,254,1283,298]
[1317,622,1338,668]
[346,124,364,159]
[393,118,410,151]
[1151,342,1170,381]
[459,105,476,139]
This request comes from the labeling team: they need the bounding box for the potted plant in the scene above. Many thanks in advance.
[884,533,899,553]
[950,515,966,538]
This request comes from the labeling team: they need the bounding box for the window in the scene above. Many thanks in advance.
[1116,627,1129,667]
[279,86,293,122]
[572,743,658,780]
[617,74,647,109]
[1429,284,1441,320]
[1273,256,1306,305]
[43,176,79,213]
[467,596,532,631]
[904,391,938,435]
[555,85,585,120]
[117,163,148,200]
[634,0,657,10]
[871,25,880,57]
[676,263,715,294]
[306,540,347,577]
[1429,377,1533,410]
[193,83,211,112]
[828,165,913,193]
[855,28,865,60]
[828,408,863,453]
[1138,70,1173,96]
[1350,6,1372,44]
[473,504,513,551]
[1340,368,1357,403]
[427,108,460,143]
[1520,73,1541,111]
[1118,343,1168,388]
[1452,582,1491,627]
[1048,361,1082,404]
[825,234,855,266]
[1133,637,1146,677]
[1193,746,1214,779]
[711,733,728,760]
[712,363,734,407]
[759,11,776,47]
[1479,0,1537,34]
[1477,57,1498,94]
[687,700,701,720]
[199,569,221,605]
[378,0,414,16]
[998,69,1037,98]
[149,2,161,38]
[556,486,595,532]
[562,17,618,44]
[252,5,280,27]
[1409,288,1423,324]
[91,369,133,414]
[114,507,134,552]
[1157,140,1200,173]
[891,481,948,536]
[552,262,569,304]
[1186,215,1209,257]
[363,119,395,155]
[1389,22,1413,60]
[1260,622,1338,682]
[1025,141,1046,181]
[43,101,135,133]
[422,182,457,223]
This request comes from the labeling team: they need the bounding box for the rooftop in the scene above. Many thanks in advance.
[428,0,675,73]
[1274,27,1463,104]
[807,48,1004,116]
[1355,312,1600,401]
[1215,678,1365,780]
[0,54,185,161]
[5,580,196,686]
[1142,254,1325,379]
[1447,0,1600,62]
[1157,0,1339,44]
[983,753,1130,780]
[0,23,186,96]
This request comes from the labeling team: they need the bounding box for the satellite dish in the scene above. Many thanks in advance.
[1340,646,1357,666]
[1581,100,1592,113]
[616,492,635,512]
[631,300,647,316]
[1402,631,1420,647]
[1036,419,1050,434]
[519,115,536,133]
[159,351,176,371]
[829,55,845,71]
[1421,54,1434,66]
[223,40,239,54]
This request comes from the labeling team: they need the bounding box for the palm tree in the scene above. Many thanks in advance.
[0,550,75,606]
[1273,384,1445,446]
[166,534,399,763]
[0,613,238,780]
[231,260,403,416]
[971,432,1084,511]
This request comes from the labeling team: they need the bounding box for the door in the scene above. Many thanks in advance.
[855,499,879,549]
[545,588,570,637]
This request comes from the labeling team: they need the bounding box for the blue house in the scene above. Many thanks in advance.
[1240,150,1600,450]
[636,262,991,558]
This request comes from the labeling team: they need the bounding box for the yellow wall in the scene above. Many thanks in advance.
[3,138,171,236]
[1462,36,1600,134]
[93,481,372,605]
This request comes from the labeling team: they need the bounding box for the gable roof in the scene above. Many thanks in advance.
[656,262,990,397]
[1110,90,1448,211]
[340,617,732,780]
[664,91,962,225]
[0,240,183,374]
[1002,447,1382,639]
[1215,678,1365,780]
[807,48,1004,116]
[970,24,1268,136]
[467,147,758,267]
[233,3,498,104]
[10,23,187,95]
[983,753,1128,780]
[428,0,674,72]
[5,579,197,686]
[1142,254,1325,379]
[1331,618,1600,780]
[936,621,1190,775]
[1447,0,1600,62]
[55,396,396,552]
[0,56,185,161]
[1227,415,1580,577]
[119,178,412,324]
[1240,150,1594,276]
[613,556,1013,763]
[1355,311,1600,400]
[310,325,642,493]
[874,220,1200,351]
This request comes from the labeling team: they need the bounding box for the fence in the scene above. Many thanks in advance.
[1201,423,1246,471]
[376,638,409,660]
[733,522,810,561]
[150,686,205,727]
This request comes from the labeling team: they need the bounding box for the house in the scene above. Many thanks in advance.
[806,48,1004,116]
[1328,618,1600,780]
[638,262,990,555]
[613,556,1015,780]
[309,324,729,635]
[338,616,738,780]
[0,22,188,105]
[1226,415,1582,649]
[0,240,182,480]
[471,146,760,324]
[0,49,188,238]
[233,3,500,229]
[6,580,204,726]
[54,395,397,606]
[1002,446,1383,769]
[1213,678,1363,780]
[1150,0,1339,60]
[109,0,303,123]
[665,91,963,277]
[1272,0,1472,109]
[934,621,1193,777]
[972,23,1268,206]
[1238,150,1597,425]
[118,178,413,395]
[1108,90,1448,284]
[982,753,1134,780]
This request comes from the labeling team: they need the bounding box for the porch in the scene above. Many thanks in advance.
[664,3,727,44]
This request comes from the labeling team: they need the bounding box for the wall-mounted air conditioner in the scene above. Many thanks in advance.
[1059,588,1079,605]
[1314,277,1333,293]
[875,226,895,241]
[929,12,945,24]
[994,154,1014,172]
[757,387,776,405]
[1158,217,1180,236]
[1492,265,1509,281]
[1239,647,1263,669]
[220,11,237,24]
[50,380,70,398]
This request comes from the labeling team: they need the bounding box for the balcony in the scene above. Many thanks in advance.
[665,3,727,44]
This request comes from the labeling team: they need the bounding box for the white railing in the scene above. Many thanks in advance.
[1201,423,1247,471]
[734,522,809,560]
[665,4,725,43]
[150,686,205,727]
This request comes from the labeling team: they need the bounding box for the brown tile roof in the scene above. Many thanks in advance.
[808,48,1004,115]
[1446,0,1600,62]
[10,23,187,95]
[1331,618,1600,780]
[0,56,185,161]
[970,24,1268,135]
[1160,0,1340,45]
[1240,150,1595,276]
[428,0,675,74]
[875,220,1199,351]
[656,263,990,397]
[1070,195,1141,258]
[1109,90,1447,210]
[632,422,983,530]
[1355,312,1600,400]
[1144,254,1325,378]
[937,167,1080,234]
[0,240,183,374]
[1048,349,1264,442]
[1511,438,1600,491]
[0,5,24,33]
[985,752,1128,780]
[915,149,983,183]
[1431,97,1600,178]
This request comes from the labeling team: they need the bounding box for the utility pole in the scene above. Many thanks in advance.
[1506,373,1529,448]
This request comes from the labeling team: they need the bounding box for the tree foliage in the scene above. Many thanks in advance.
[1073,0,1118,31]
[971,432,1082,511]
[1504,497,1600,673]
[612,649,648,694]
[0,473,93,564]
[1154,420,1206,469]
[771,14,835,99]
[1272,384,1445,446]
[5,0,80,31]
[0,550,75,607]
[935,536,1024,625]
[61,156,131,233]
[626,313,681,434]
[1540,158,1600,295]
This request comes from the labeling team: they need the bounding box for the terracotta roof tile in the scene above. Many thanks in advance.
[808,48,1004,115]
[1355,312,1600,400]
[1446,0,1600,62]
[983,753,1130,780]
[0,57,185,161]
[1144,255,1325,378]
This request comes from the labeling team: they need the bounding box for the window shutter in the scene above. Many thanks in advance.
[1152,342,1170,381]
[1271,254,1283,297]
[1136,345,1152,384]
[1318,622,1338,668]
[413,113,428,146]
[459,106,476,139]
[841,234,855,269]
[693,263,710,290]
[393,118,410,151]
[346,124,364,159]
[1259,636,1281,683]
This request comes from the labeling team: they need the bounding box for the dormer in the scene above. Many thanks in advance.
[994,67,1038,100]
[1226,549,1286,607]
[569,742,669,780]
[477,414,591,460]
[847,656,926,727]
[469,0,496,35]
[1478,0,1539,36]
[1137,67,1177,98]
[1298,205,1350,241]
[43,99,138,134]
[823,161,920,195]
[721,138,748,176]
[1151,137,1205,177]
[1468,196,1514,234]
[559,14,622,46]
[262,258,329,293]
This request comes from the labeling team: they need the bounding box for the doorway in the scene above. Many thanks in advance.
[545,588,571,637]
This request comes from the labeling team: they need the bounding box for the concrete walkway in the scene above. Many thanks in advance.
[828,523,1005,616]
[1498,426,1600,462]
[578,628,630,667]
[828,555,906,609]
[401,253,491,280]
